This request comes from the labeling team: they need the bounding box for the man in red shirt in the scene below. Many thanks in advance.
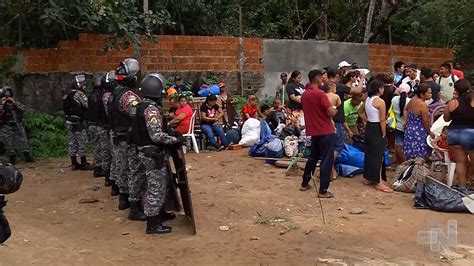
[445,60,464,80]
[169,95,193,134]
[300,69,338,198]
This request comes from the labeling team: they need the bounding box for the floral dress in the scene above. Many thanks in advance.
[403,111,429,159]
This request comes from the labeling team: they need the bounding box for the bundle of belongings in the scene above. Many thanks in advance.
[334,140,391,178]
[415,176,474,213]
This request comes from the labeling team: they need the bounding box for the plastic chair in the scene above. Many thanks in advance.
[182,111,199,154]
[426,135,455,186]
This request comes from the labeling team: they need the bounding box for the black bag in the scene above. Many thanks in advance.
[414,177,472,213]
[0,199,11,244]
[0,163,23,195]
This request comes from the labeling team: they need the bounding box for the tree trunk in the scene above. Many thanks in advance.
[363,0,376,43]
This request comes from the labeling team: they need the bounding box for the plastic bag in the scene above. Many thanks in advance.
[249,136,272,157]
[336,164,363,177]
[239,118,260,147]
[283,136,299,157]
[336,144,391,168]
[260,119,272,140]
[414,178,473,213]
[265,138,284,164]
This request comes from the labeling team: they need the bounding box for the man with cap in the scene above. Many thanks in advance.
[338,61,351,78]
[62,75,93,171]
[108,58,146,221]
[275,72,288,103]
[133,73,183,234]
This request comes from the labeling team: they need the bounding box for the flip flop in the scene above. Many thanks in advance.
[375,186,394,193]
[318,192,334,198]
[300,184,312,191]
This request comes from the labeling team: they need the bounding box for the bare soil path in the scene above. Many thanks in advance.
[1,149,473,265]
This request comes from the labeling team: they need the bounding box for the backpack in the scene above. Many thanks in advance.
[391,158,430,193]
[437,75,456,85]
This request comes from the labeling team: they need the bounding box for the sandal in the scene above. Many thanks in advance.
[375,183,394,193]
[300,184,312,191]
[318,191,334,198]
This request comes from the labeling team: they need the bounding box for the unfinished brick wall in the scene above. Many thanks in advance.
[368,44,453,73]
[17,34,262,75]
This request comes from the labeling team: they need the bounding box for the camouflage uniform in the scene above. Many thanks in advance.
[88,124,101,167]
[66,90,88,157]
[109,132,119,184]
[97,126,111,172]
[0,125,15,156]
[115,90,146,201]
[138,100,179,217]
[13,123,30,153]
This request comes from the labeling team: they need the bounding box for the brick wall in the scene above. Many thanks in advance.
[368,43,453,73]
[17,33,262,74]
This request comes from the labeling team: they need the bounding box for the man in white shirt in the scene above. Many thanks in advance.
[436,63,459,102]
[400,65,420,92]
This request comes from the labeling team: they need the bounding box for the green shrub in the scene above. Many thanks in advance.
[23,111,69,159]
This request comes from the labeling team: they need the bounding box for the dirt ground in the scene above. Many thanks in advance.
[1,149,473,265]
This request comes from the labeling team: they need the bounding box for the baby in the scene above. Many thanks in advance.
[325,81,342,108]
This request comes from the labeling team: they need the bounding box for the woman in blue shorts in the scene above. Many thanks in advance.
[444,79,474,187]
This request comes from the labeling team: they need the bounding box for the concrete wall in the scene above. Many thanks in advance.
[262,40,369,98]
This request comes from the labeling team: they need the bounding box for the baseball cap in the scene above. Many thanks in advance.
[397,83,411,94]
[338,61,351,69]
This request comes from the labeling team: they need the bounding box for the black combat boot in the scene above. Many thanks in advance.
[80,156,93,171]
[104,170,112,187]
[118,193,130,210]
[71,156,81,171]
[159,208,176,221]
[93,166,105,177]
[23,152,34,163]
[110,184,119,197]
[146,215,172,235]
[8,155,16,165]
[128,201,147,221]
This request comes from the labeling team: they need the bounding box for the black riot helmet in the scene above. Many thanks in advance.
[0,86,14,98]
[94,74,103,89]
[101,71,117,91]
[115,58,140,88]
[140,73,166,100]
[72,74,86,91]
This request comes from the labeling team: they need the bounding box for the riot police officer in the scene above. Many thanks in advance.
[62,75,93,171]
[0,142,24,243]
[0,86,33,164]
[135,73,183,234]
[85,76,106,177]
[108,59,146,220]
[98,72,117,194]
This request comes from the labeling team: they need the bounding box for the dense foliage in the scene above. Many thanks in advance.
[0,0,473,61]
[22,111,69,158]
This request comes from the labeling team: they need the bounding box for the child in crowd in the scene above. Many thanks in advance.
[241,95,259,123]
[260,104,271,119]
[325,81,342,108]
[433,126,456,162]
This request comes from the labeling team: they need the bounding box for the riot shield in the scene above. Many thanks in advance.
[167,145,196,234]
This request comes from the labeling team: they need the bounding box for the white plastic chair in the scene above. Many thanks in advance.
[182,111,199,154]
[427,135,455,186]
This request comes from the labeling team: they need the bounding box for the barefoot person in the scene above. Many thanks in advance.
[359,80,393,193]
[300,69,337,198]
